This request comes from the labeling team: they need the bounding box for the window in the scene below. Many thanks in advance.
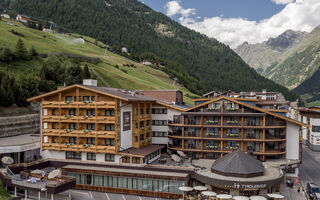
[87,123,95,130]
[52,136,57,143]
[65,96,73,103]
[69,137,77,144]
[105,124,115,131]
[123,112,131,131]
[146,108,150,115]
[105,109,115,116]
[44,109,48,116]
[91,96,95,102]
[74,96,77,102]
[69,123,77,130]
[87,109,95,116]
[140,134,144,142]
[52,109,57,116]
[66,151,81,160]
[152,131,168,137]
[97,96,100,102]
[312,126,320,132]
[146,120,150,127]
[152,108,167,114]
[87,138,95,145]
[146,132,150,138]
[87,153,96,161]
[69,109,76,116]
[105,139,114,146]
[52,123,57,129]
[83,96,90,102]
[135,136,138,142]
[140,108,144,116]
[105,154,115,162]
[152,120,168,126]
[173,115,181,123]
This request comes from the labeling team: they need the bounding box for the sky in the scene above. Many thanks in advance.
[140,0,320,48]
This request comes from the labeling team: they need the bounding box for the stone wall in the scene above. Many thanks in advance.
[0,113,40,138]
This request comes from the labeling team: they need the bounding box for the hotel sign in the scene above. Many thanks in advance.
[224,183,266,190]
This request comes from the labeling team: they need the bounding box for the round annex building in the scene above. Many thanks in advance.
[192,150,284,197]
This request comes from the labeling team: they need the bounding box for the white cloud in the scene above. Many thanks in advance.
[271,0,294,5]
[165,1,195,18]
[164,0,320,48]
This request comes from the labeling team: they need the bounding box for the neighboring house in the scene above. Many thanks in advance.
[0,14,10,19]
[297,107,320,150]
[121,47,128,53]
[16,14,38,24]
[140,60,152,66]
[42,28,53,33]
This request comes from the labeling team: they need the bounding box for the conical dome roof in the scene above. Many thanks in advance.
[211,149,264,178]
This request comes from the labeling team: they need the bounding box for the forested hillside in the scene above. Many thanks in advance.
[0,0,299,101]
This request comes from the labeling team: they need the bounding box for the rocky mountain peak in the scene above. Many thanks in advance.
[265,29,307,50]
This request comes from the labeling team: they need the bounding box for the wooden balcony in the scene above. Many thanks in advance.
[42,143,116,153]
[42,101,116,109]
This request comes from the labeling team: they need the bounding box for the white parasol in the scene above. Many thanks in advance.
[201,191,217,197]
[193,185,207,191]
[48,169,61,179]
[1,157,14,165]
[171,154,181,162]
[233,196,249,200]
[177,151,186,158]
[216,194,233,199]
[266,194,284,199]
[31,169,45,174]
[250,196,267,200]
[179,186,193,199]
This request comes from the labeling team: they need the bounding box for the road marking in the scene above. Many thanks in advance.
[106,193,110,200]
[89,191,93,199]
[122,194,126,200]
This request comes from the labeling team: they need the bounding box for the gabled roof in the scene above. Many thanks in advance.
[185,96,308,127]
[27,84,155,102]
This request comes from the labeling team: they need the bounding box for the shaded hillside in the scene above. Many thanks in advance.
[294,67,320,106]
[235,30,306,74]
[0,0,299,100]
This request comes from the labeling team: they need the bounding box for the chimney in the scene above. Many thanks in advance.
[83,79,97,87]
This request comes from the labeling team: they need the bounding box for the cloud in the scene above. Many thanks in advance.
[165,0,320,48]
[165,1,195,18]
[271,0,294,5]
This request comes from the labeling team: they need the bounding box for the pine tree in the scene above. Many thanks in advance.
[0,44,13,62]
[15,38,28,60]
[84,65,90,78]
[0,85,7,107]
[29,46,38,57]
[6,85,15,106]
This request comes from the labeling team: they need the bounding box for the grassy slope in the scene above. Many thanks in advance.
[0,18,196,104]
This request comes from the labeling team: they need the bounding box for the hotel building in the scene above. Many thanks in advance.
[1,81,307,199]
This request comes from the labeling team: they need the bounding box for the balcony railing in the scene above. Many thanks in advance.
[185,144,200,149]
[204,145,220,150]
[168,131,182,136]
[186,120,200,125]
[223,146,239,151]
[265,134,286,139]
[224,133,241,138]
[266,121,286,126]
[187,132,200,137]
[204,108,221,112]
[246,121,261,126]
[204,120,220,125]
[224,120,241,126]
[224,108,241,113]
[204,132,220,138]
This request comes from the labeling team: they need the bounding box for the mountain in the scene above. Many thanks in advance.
[235,30,306,74]
[294,68,320,106]
[263,25,320,90]
[0,0,299,101]
[0,19,197,106]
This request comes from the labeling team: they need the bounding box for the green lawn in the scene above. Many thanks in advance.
[0,181,10,200]
[0,19,197,104]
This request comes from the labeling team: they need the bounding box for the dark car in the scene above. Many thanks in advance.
[307,182,320,199]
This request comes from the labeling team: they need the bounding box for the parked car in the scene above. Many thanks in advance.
[306,182,320,199]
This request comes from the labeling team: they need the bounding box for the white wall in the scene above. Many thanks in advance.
[120,103,132,150]
[286,122,300,160]
[41,150,65,159]
[309,118,320,146]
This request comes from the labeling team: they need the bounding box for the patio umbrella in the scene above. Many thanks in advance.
[201,191,217,197]
[31,169,45,174]
[48,169,61,179]
[216,194,233,199]
[250,196,267,200]
[171,154,181,162]
[177,151,186,158]
[193,185,207,191]
[179,186,193,199]
[266,194,284,199]
[1,157,14,165]
[233,196,249,200]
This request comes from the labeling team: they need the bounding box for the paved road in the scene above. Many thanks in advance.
[300,147,320,186]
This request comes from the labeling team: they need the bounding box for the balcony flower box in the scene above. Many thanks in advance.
[206,132,219,136]
[146,125,150,129]
[140,127,145,130]
[206,120,219,124]
[207,107,219,111]
[64,143,74,146]
[82,115,89,119]
[206,145,218,150]
[83,129,92,133]
[226,133,239,137]
[226,120,239,124]
[226,107,237,111]
[64,100,72,104]
[82,144,92,148]
[226,146,238,150]
[64,129,73,132]
[64,115,72,118]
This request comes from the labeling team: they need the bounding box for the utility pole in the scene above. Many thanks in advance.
[172,77,178,86]
[48,21,54,33]
[104,45,108,58]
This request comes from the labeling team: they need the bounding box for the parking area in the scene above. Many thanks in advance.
[65,190,171,200]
